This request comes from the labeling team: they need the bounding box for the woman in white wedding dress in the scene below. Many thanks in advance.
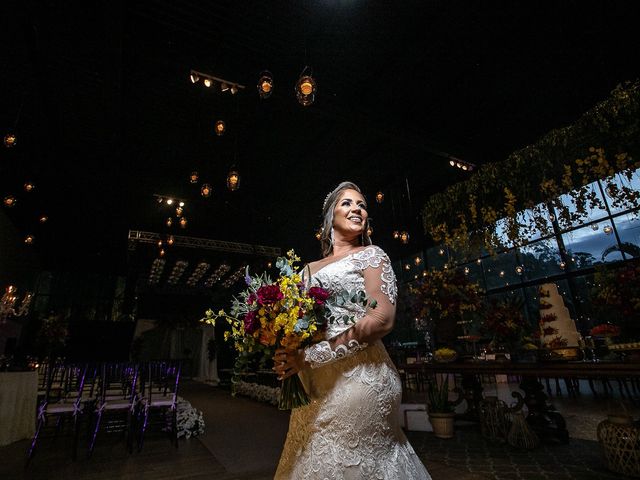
[273,181,431,480]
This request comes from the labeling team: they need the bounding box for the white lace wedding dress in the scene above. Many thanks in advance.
[275,246,431,480]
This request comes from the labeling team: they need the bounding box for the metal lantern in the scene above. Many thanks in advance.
[179,217,187,229]
[175,206,184,216]
[3,196,16,207]
[24,235,35,244]
[201,184,212,198]
[400,231,410,244]
[215,120,226,136]
[258,71,273,99]
[295,68,316,106]
[392,230,399,240]
[375,191,384,203]
[166,217,173,227]
[3,133,17,148]
[167,235,175,246]
[24,182,35,192]
[190,171,199,183]
[226,168,240,191]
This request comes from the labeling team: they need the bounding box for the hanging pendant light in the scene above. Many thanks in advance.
[400,231,410,244]
[226,167,240,191]
[3,133,17,148]
[3,196,16,207]
[24,234,35,244]
[175,206,183,216]
[200,184,212,198]
[24,182,35,192]
[189,171,199,183]
[295,67,316,106]
[179,217,188,229]
[167,235,175,246]
[215,120,226,136]
[166,217,173,227]
[257,71,274,99]
[375,192,384,204]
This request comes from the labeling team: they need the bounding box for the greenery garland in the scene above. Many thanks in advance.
[422,81,640,257]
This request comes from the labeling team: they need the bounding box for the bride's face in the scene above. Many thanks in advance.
[332,189,368,239]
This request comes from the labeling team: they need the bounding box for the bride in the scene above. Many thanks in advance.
[273,182,431,479]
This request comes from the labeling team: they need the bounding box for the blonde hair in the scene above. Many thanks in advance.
[319,181,371,257]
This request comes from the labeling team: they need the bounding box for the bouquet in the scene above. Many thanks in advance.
[202,250,375,410]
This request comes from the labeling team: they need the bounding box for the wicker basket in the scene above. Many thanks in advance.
[597,415,640,477]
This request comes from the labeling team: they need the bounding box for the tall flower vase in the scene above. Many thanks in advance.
[597,414,640,477]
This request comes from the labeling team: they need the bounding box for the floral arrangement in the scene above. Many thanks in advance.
[433,347,458,363]
[36,312,69,357]
[589,324,621,337]
[539,313,557,324]
[410,268,482,345]
[481,296,530,351]
[233,380,280,406]
[172,397,205,439]
[202,250,375,409]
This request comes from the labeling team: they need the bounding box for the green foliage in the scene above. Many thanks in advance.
[422,81,640,256]
[427,376,455,413]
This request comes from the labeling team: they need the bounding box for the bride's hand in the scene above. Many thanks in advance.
[273,348,306,380]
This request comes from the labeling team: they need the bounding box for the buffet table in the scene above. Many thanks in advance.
[400,361,640,443]
[0,371,37,446]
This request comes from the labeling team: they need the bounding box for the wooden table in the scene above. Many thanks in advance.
[0,371,37,446]
[400,361,640,443]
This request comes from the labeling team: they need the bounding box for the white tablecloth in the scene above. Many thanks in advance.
[0,371,37,446]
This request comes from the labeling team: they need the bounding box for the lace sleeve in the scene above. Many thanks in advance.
[304,246,397,368]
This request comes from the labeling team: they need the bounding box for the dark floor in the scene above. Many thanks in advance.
[0,380,636,480]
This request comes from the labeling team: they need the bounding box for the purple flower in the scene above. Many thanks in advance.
[243,311,259,334]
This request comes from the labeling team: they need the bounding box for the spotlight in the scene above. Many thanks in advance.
[157,197,164,204]
[166,199,174,205]
[448,156,476,172]
[295,67,316,106]
[258,71,274,99]
[215,120,226,136]
[39,215,48,223]
[227,167,240,191]
[179,201,185,207]
[230,85,238,95]
[190,72,199,83]
[190,171,199,183]
[221,82,229,92]
[204,78,212,88]
[201,184,212,198]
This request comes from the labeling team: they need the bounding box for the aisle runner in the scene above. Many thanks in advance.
[180,382,289,475]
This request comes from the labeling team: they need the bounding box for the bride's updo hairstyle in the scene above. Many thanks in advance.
[320,181,372,258]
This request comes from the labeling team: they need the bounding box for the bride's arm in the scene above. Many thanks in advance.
[303,246,397,367]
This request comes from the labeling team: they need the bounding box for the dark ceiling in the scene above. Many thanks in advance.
[1,0,639,275]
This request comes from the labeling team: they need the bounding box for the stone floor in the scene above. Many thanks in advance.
[1,379,637,479]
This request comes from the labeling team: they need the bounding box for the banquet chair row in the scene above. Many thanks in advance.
[27,360,181,464]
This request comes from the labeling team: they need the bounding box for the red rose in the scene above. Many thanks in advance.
[243,310,259,334]
[308,286,330,305]
[247,293,257,305]
[256,284,283,306]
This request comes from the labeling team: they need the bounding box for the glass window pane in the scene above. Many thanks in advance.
[518,238,564,280]
[483,250,520,291]
[515,203,553,243]
[614,211,640,259]
[426,246,448,270]
[458,260,486,291]
[562,220,624,267]
[601,167,640,215]
[555,182,609,230]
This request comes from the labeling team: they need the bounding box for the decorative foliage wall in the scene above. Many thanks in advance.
[422,81,640,257]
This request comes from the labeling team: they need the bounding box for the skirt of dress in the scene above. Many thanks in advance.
[274,341,431,480]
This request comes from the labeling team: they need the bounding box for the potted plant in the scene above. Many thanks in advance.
[427,376,456,439]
